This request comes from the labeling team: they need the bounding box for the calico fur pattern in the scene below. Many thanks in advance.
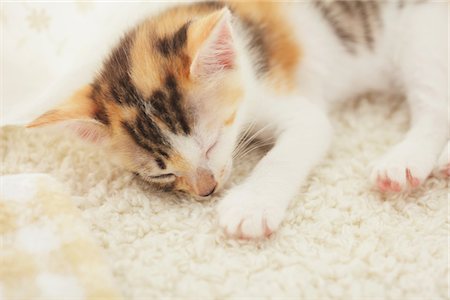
[29,0,448,239]
[86,0,299,180]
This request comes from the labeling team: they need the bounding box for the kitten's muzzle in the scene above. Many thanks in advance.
[199,185,216,197]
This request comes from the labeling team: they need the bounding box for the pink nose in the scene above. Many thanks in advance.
[195,168,218,197]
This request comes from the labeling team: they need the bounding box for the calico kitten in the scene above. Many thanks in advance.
[28,1,449,239]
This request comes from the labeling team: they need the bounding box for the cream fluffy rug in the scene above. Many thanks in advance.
[1,96,448,299]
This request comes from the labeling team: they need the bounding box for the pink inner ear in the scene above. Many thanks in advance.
[192,18,236,77]
[215,24,235,70]
[67,121,108,144]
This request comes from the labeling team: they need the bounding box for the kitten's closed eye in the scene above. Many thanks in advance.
[206,141,218,158]
[149,173,175,180]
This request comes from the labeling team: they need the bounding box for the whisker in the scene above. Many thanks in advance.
[233,140,276,160]
[233,137,276,160]
[233,123,275,159]
[233,121,256,156]
[233,122,264,156]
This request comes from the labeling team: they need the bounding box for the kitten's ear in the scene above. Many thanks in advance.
[187,8,236,78]
[27,85,109,144]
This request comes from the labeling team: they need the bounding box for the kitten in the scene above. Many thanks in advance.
[28,1,449,239]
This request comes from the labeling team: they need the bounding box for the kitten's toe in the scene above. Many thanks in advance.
[372,165,425,192]
[217,189,284,239]
[376,176,401,192]
[239,214,277,239]
[371,147,434,192]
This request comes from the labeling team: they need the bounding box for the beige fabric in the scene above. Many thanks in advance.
[0,174,122,300]
[1,1,167,126]
[1,95,448,299]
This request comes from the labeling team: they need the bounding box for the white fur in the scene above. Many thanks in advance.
[217,2,449,239]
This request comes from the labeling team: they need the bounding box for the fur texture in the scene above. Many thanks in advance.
[28,1,449,239]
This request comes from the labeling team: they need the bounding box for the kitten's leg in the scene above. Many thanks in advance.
[371,88,448,191]
[217,98,331,239]
[371,38,448,192]
[371,123,448,192]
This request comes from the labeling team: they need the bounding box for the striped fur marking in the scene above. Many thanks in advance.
[165,74,191,135]
[95,24,195,165]
[240,16,270,76]
[156,21,191,56]
[101,31,145,106]
[90,82,111,125]
[149,89,178,133]
[314,0,382,54]
[121,120,156,154]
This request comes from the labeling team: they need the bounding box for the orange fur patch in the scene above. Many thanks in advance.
[224,111,237,126]
[130,23,162,99]
[168,152,192,173]
[228,1,302,91]
[27,86,96,128]
[187,9,227,60]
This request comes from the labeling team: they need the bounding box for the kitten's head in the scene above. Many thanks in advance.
[28,8,245,198]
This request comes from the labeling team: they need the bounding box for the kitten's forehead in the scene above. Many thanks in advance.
[94,20,196,170]
[93,3,243,171]
[129,20,192,99]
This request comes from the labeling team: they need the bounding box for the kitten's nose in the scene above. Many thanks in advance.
[195,168,218,197]
[200,185,216,197]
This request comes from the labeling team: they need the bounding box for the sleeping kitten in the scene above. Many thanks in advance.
[28,1,449,239]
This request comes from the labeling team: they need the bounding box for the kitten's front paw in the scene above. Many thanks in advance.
[370,145,435,192]
[217,188,285,239]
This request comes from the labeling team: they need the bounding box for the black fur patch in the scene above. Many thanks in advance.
[90,82,110,125]
[240,17,270,76]
[314,0,382,53]
[149,89,178,133]
[156,22,190,56]
[121,121,155,154]
[93,107,110,126]
[314,1,357,53]
[194,1,226,10]
[102,31,144,106]
[165,74,190,135]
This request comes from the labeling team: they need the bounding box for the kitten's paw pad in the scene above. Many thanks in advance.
[371,150,434,192]
[217,189,285,239]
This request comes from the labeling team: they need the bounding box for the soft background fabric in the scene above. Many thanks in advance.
[1,1,449,299]
[0,174,121,300]
[1,1,169,125]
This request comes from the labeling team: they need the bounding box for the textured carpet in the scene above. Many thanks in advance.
[1,95,448,299]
